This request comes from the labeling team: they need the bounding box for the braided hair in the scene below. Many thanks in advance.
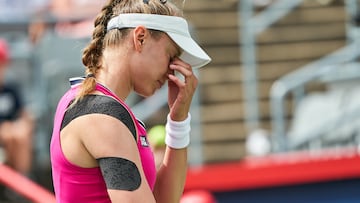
[76,0,182,102]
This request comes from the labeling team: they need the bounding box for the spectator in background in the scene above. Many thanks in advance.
[0,39,34,176]
[28,0,107,43]
[50,0,107,38]
[0,0,48,22]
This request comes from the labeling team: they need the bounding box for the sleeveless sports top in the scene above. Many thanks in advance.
[50,79,156,203]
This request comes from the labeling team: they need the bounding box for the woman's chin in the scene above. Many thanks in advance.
[138,87,157,98]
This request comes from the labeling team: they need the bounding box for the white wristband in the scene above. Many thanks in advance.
[165,113,191,149]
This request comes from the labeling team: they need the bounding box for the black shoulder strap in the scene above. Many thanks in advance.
[61,95,137,141]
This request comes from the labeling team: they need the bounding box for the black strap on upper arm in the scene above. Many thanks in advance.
[97,157,141,191]
[61,95,137,141]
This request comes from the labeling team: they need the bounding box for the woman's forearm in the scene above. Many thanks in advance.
[153,147,188,203]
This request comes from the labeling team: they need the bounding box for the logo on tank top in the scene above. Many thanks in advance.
[140,135,149,147]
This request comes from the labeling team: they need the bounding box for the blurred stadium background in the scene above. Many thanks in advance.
[1,0,360,202]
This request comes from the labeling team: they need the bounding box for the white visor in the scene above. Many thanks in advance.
[107,13,211,68]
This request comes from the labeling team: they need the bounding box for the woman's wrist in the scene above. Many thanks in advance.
[165,113,191,149]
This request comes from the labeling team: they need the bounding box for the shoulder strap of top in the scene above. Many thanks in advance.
[61,95,137,141]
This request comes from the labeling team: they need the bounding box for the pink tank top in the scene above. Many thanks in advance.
[50,81,156,203]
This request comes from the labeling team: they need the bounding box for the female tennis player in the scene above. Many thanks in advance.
[50,0,211,202]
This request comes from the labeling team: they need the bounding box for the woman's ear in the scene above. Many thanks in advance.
[133,26,147,52]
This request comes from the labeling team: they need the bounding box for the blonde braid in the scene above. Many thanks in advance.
[77,1,117,101]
